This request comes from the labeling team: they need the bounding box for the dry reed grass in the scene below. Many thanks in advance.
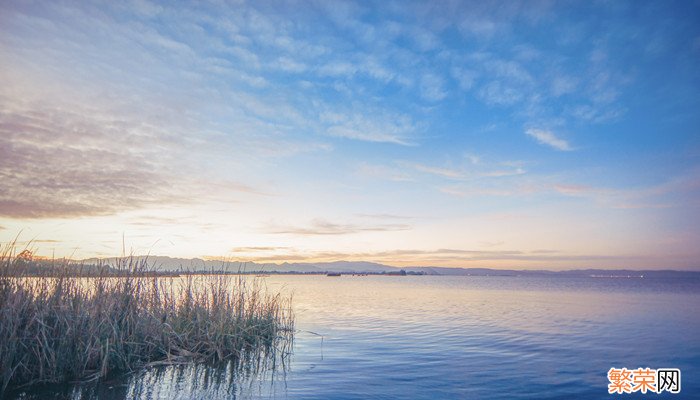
[0,244,294,395]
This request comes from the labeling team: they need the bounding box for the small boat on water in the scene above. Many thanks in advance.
[326,272,341,277]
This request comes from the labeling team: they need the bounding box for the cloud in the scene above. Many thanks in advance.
[230,246,290,253]
[226,246,641,266]
[451,67,478,91]
[437,168,533,198]
[465,154,481,164]
[0,82,266,219]
[412,163,465,179]
[570,104,626,123]
[124,215,231,234]
[553,184,597,196]
[409,26,440,52]
[550,176,698,209]
[126,216,194,227]
[360,154,529,190]
[459,18,499,38]
[265,218,412,235]
[0,105,180,218]
[411,160,525,181]
[551,75,578,96]
[321,111,416,145]
[478,81,524,105]
[326,126,410,145]
[439,186,514,198]
[486,59,533,83]
[355,213,415,220]
[419,73,447,102]
[479,240,504,248]
[355,163,414,182]
[525,128,573,151]
[481,168,526,177]
[314,55,398,85]
[317,61,358,77]
[275,56,308,73]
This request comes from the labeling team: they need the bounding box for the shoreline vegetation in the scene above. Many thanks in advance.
[0,247,294,395]
[2,251,418,277]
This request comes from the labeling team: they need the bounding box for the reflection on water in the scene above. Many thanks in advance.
[10,275,700,399]
[10,351,290,399]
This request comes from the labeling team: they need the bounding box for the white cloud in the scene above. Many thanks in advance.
[355,163,414,182]
[551,75,578,96]
[478,81,523,105]
[317,61,358,77]
[360,57,395,82]
[321,111,416,145]
[419,73,447,102]
[481,168,526,177]
[265,218,411,235]
[465,153,481,165]
[570,104,625,123]
[275,56,307,73]
[459,18,498,38]
[451,67,477,91]
[525,128,573,151]
[410,27,440,51]
[412,163,465,179]
[487,59,533,83]
[327,126,410,145]
[439,185,514,198]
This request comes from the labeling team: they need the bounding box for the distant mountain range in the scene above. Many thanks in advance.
[79,256,700,278]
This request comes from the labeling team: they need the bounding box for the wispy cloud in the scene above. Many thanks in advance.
[355,213,416,220]
[551,74,579,96]
[478,80,524,106]
[0,105,179,218]
[321,111,416,145]
[225,246,646,267]
[570,104,626,123]
[326,125,410,145]
[451,67,478,91]
[439,185,514,198]
[525,128,573,151]
[264,218,412,236]
[410,159,526,182]
[419,73,448,102]
[355,163,414,182]
[481,168,526,177]
[550,175,698,209]
[412,163,465,179]
[0,76,273,219]
[230,246,290,253]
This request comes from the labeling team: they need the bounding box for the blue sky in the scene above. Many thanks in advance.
[1,0,699,269]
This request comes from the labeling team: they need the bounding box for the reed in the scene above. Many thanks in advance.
[0,246,294,394]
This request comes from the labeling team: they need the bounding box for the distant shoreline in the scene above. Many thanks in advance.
[7,267,700,279]
[6,251,699,278]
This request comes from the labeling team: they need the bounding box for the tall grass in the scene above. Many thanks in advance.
[0,246,294,395]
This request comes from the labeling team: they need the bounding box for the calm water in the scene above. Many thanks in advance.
[12,275,700,399]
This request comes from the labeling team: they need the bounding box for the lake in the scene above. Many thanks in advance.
[11,275,700,399]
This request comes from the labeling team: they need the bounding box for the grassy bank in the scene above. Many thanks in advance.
[0,247,294,394]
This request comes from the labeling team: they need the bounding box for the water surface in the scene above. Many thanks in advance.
[12,275,700,399]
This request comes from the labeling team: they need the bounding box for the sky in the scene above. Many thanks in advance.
[1,0,700,270]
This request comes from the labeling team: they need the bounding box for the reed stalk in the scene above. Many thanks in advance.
[0,246,294,395]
